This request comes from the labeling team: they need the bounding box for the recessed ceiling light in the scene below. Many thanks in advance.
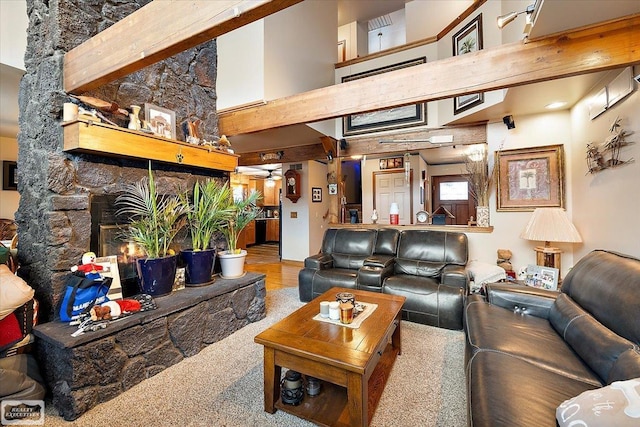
[545,101,567,109]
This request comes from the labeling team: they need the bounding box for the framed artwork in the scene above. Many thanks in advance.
[496,144,565,211]
[2,161,17,191]
[328,184,338,195]
[452,14,484,115]
[379,157,404,170]
[312,187,322,203]
[95,255,122,300]
[524,264,559,291]
[342,58,427,136]
[144,103,176,139]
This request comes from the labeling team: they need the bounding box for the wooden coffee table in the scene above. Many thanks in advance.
[254,287,405,427]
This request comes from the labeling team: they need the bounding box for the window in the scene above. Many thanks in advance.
[439,181,468,200]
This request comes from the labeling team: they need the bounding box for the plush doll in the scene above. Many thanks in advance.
[71,252,105,281]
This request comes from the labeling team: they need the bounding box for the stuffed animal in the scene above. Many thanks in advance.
[497,249,514,272]
[71,252,105,281]
[90,305,112,321]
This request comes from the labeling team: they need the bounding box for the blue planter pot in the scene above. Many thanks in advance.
[181,248,216,286]
[136,255,177,296]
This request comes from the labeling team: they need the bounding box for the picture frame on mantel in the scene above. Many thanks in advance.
[496,144,565,211]
[144,103,176,139]
[342,58,428,136]
[453,14,484,115]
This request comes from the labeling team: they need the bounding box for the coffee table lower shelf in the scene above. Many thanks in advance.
[274,343,399,427]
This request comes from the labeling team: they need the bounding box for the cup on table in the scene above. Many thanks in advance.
[339,302,354,324]
[329,301,340,320]
[319,301,330,318]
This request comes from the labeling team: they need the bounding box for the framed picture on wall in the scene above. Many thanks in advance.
[2,161,18,191]
[452,14,484,115]
[496,144,565,211]
[312,187,322,203]
[342,58,428,136]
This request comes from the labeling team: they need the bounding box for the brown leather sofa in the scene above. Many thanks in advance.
[298,228,469,330]
[464,250,640,426]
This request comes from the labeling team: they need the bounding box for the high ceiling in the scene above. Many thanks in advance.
[1,1,638,169]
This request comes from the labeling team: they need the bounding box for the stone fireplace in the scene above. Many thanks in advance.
[17,0,226,322]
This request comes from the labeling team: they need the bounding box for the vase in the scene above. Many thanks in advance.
[476,206,490,227]
[128,105,141,130]
[136,254,177,296]
[181,248,216,286]
[218,250,248,279]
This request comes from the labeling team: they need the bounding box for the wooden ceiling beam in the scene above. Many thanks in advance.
[237,144,326,166]
[63,0,303,94]
[219,15,640,136]
[339,125,487,157]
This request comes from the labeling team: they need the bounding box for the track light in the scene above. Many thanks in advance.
[497,4,534,29]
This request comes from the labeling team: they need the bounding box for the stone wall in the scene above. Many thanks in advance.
[34,274,266,420]
[18,0,224,321]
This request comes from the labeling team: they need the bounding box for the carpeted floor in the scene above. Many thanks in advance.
[44,287,467,426]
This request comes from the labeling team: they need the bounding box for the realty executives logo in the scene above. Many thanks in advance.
[1,400,45,425]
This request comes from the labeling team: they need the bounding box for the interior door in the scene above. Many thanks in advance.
[373,171,412,225]
[432,175,474,225]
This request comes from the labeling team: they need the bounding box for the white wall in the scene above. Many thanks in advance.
[570,69,640,259]
[264,0,337,100]
[467,111,576,277]
[216,21,265,110]
[307,161,330,255]
[280,160,330,261]
[0,136,19,218]
[367,9,406,54]
[0,0,27,70]
[405,0,474,43]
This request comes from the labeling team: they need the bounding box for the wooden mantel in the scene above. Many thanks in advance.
[63,120,238,172]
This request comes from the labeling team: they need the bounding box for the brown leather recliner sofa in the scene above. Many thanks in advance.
[464,250,640,426]
[298,227,469,330]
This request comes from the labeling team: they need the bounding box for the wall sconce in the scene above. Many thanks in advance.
[503,115,516,130]
[497,4,535,29]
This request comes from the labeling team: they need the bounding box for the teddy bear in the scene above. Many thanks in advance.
[497,249,514,273]
[90,305,112,321]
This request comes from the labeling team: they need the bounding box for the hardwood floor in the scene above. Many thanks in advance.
[245,243,301,291]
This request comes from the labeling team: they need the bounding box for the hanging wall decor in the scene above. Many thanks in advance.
[586,116,635,174]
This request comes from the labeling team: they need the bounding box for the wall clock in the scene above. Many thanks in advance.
[284,169,301,203]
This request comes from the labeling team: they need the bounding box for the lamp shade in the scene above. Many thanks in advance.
[520,208,582,243]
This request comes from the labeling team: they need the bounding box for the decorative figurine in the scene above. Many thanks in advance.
[70,251,105,281]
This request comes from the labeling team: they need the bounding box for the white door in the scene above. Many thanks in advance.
[374,171,412,225]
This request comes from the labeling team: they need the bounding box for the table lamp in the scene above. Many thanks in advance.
[520,208,582,275]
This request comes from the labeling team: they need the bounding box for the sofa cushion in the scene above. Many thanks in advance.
[394,259,444,278]
[310,268,358,297]
[331,229,377,269]
[385,274,464,330]
[397,230,468,265]
[556,378,640,427]
[550,293,639,383]
[468,351,597,427]
[374,228,400,255]
[560,250,640,345]
[465,298,602,385]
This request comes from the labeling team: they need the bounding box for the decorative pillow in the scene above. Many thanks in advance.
[466,260,506,293]
[557,378,640,426]
[0,264,35,320]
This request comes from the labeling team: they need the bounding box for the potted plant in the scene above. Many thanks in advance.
[116,163,188,296]
[180,179,234,286]
[218,188,262,278]
[465,148,494,227]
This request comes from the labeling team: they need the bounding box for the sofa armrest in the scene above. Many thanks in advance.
[364,254,395,268]
[486,282,559,319]
[304,253,333,270]
[441,264,469,288]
